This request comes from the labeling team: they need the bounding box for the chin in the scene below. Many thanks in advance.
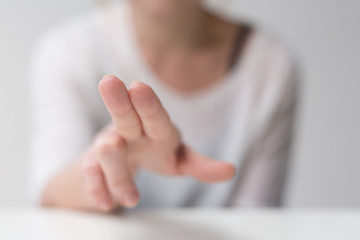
[132,0,199,20]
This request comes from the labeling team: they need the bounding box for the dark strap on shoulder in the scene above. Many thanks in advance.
[228,24,252,71]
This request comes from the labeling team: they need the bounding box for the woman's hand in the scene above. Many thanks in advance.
[82,75,235,211]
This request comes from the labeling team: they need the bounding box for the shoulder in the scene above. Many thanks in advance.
[28,10,105,92]
[31,11,99,64]
[30,1,130,73]
[238,26,300,122]
[251,27,298,74]
[244,26,300,93]
[236,27,300,138]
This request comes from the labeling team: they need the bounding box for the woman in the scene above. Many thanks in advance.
[29,0,298,212]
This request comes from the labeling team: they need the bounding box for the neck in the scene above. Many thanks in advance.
[131,3,234,51]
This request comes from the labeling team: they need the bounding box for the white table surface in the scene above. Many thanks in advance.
[1,208,359,240]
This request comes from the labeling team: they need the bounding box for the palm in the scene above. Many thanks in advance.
[126,130,182,175]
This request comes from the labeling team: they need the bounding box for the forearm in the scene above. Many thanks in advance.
[41,156,103,212]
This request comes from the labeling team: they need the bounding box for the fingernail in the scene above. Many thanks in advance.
[99,200,112,211]
[122,191,139,208]
[129,81,143,90]
[101,74,115,83]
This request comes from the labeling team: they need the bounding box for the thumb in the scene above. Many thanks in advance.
[177,146,236,183]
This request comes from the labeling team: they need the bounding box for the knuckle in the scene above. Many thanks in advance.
[148,120,173,139]
[82,161,101,176]
[88,186,105,197]
[148,123,167,135]
[116,121,141,136]
[142,103,162,118]
[95,134,124,156]
[120,122,141,132]
[111,178,132,191]
[114,104,133,117]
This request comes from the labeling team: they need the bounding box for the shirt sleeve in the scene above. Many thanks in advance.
[27,27,101,206]
[234,55,300,207]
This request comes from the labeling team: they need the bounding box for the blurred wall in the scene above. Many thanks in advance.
[0,0,359,207]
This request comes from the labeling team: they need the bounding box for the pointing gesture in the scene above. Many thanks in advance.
[82,75,235,211]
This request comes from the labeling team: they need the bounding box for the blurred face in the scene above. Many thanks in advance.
[131,0,202,22]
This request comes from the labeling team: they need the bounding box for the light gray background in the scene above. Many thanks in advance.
[0,0,359,207]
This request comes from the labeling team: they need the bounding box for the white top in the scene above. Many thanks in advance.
[2,209,359,240]
[28,1,298,208]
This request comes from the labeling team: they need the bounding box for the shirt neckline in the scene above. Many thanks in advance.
[112,1,255,102]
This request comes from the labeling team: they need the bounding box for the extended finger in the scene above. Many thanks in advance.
[95,131,139,208]
[82,149,114,212]
[99,75,142,140]
[178,146,236,183]
[129,81,175,140]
